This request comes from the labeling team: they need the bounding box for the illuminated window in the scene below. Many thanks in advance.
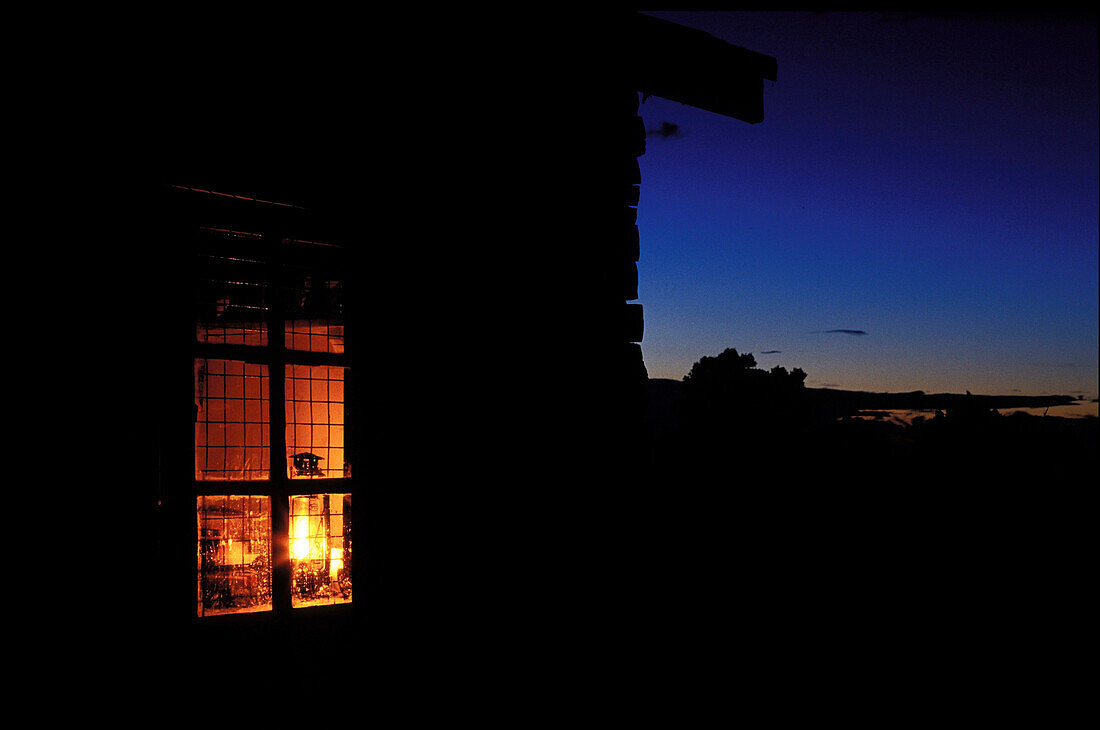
[290,494,352,608]
[285,364,346,479]
[195,359,270,481]
[196,496,272,617]
[183,186,354,619]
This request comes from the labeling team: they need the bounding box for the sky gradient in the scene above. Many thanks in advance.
[635,12,1097,413]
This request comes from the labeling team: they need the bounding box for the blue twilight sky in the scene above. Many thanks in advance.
[634,11,1097,409]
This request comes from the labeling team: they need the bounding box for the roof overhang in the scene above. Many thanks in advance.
[629,12,777,124]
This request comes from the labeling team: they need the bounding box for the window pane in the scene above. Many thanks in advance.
[196,495,272,617]
[289,494,352,608]
[196,359,270,480]
[283,239,345,354]
[285,364,347,479]
[285,317,344,355]
[195,227,269,346]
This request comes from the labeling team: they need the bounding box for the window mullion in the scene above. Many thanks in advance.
[267,230,293,614]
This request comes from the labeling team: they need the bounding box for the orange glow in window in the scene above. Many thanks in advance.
[290,494,352,608]
[196,495,273,617]
[195,359,270,481]
[285,364,346,479]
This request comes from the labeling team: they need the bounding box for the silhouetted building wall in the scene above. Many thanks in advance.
[128,10,777,681]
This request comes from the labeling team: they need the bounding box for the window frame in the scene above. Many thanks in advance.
[184,187,356,621]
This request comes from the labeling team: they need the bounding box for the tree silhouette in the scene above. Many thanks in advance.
[667,348,817,486]
[682,347,760,386]
[681,348,810,435]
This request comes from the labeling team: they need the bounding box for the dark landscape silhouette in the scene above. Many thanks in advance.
[645,346,1094,488]
[635,348,1094,678]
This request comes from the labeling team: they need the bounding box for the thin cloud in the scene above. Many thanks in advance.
[811,329,868,336]
[760,350,782,354]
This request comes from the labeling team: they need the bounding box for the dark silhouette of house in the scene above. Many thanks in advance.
[123,11,781,687]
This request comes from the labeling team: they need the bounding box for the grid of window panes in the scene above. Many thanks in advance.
[289,493,352,608]
[195,227,269,347]
[284,317,345,354]
[188,196,352,619]
[195,359,270,481]
[285,364,346,479]
[196,495,273,617]
[283,240,345,354]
